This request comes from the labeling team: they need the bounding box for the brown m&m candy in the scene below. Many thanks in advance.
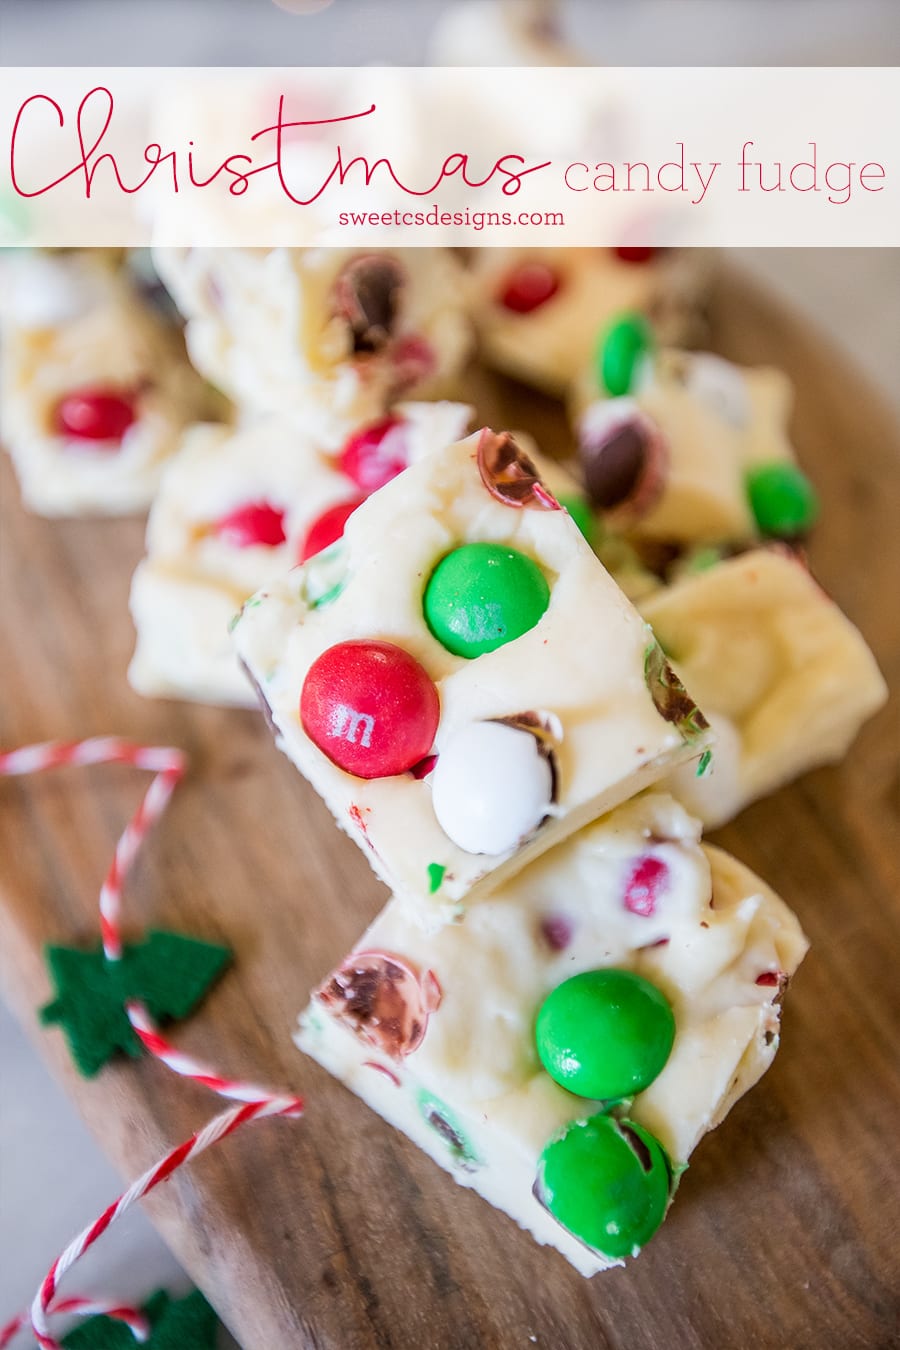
[317,950,441,1058]
[577,402,668,517]
[332,254,405,353]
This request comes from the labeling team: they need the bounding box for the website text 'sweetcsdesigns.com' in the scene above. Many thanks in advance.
[337,207,566,231]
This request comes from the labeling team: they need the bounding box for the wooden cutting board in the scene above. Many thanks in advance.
[1,264,898,1350]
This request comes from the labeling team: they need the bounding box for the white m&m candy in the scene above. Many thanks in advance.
[680,352,751,429]
[431,720,555,856]
[1,253,112,329]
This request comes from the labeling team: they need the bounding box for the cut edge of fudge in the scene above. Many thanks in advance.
[129,559,256,707]
[297,1010,619,1279]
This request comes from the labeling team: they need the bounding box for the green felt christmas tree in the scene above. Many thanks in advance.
[41,930,232,1077]
[62,1289,219,1350]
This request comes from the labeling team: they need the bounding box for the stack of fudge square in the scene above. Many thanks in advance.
[0,244,887,1272]
[232,424,815,1273]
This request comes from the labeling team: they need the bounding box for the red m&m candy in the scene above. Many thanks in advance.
[214,500,286,548]
[300,640,440,779]
[55,388,136,444]
[497,261,561,314]
[392,333,436,391]
[623,855,670,918]
[613,246,658,265]
[339,417,409,493]
[299,495,366,562]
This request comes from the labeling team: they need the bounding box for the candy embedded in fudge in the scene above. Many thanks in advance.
[639,548,888,827]
[232,429,711,919]
[0,251,215,517]
[297,792,808,1275]
[152,248,474,445]
[571,321,817,550]
[471,249,711,397]
[128,402,471,706]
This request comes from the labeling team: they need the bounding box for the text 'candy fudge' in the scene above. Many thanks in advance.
[153,247,473,445]
[298,792,808,1275]
[232,430,711,919]
[129,402,471,706]
[641,548,888,826]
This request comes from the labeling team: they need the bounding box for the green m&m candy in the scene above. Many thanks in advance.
[556,493,596,546]
[746,462,819,538]
[423,542,550,659]
[0,188,31,243]
[595,312,655,397]
[417,1089,481,1171]
[536,1113,671,1259]
[535,968,675,1101]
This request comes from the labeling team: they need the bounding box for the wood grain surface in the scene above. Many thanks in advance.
[1,264,898,1350]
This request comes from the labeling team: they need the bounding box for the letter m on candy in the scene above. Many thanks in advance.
[329,704,376,748]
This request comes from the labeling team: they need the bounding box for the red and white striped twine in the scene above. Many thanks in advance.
[0,737,186,962]
[0,1300,150,1350]
[125,1002,285,1104]
[0,1095,304,1350]
[0,739,306,1347]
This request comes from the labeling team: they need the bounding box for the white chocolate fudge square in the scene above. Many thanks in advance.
[0,252,214,517]
[573,348,797,547]
[232,430,710,918]
[471,248,710,396]
[641,549,888,826]
[0,249,119,332]
[153,247,474,446]
[129,402,472,706]
[429,0,582,65]
[297,792,808,1276]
